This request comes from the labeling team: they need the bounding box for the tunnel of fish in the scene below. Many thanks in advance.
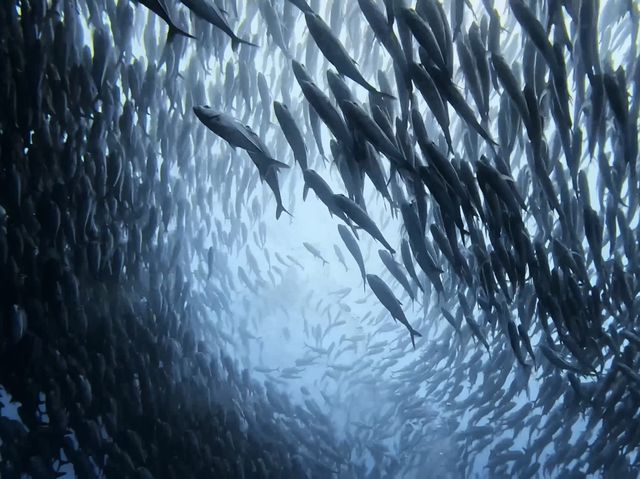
[0,0,639,477]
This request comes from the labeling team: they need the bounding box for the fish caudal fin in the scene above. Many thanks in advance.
[167,24,195,42]
[276,204,292,220]
[367,82,396,100]
[265,158,291,172]
[232,37,259,52]
[410,327,422,349]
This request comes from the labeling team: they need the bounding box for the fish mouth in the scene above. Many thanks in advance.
[193,105,216,120]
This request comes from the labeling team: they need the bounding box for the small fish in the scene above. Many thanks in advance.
[304,11,394,98]
[303,242,329,266]
[366,274,421,348]
[180,0,257,50]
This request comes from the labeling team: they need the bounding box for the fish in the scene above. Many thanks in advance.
[506,319,529,368]
[194,107,290,218]
[333,244,349,272]
[286,254,305,270]
[340,100,408,169]
[423,61,498,147]
[338,224,366,289]
[294,76,352,148]
[400,8,447,73]
[140,0,196,41]
[180,0,257,50]
[441,307,462,337]
[303,241,329,266]
[302,169,343,222]
[400,238,423,292]
[193,107,278,162]
[399,201,443,283]
[333,194,395,254]
[258,0,291,57]
[304,11,394,98]
[409,64,453,152]
[378,249,416,302]
[366,274,421,348]
[274,101,308,171]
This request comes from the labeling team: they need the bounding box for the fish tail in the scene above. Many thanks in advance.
[232,36,259,52]
[167,25,195,43]
[382,239,396,255]
[445,132,454,154]
[409,327,422,349]
[265,158,291,171]
[349,224,360,240]
[276,203,292,220]
[372,86,397,100]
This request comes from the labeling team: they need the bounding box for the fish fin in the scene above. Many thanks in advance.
[409,327,422,349]
[366,81,396,99]
[265,158,291,172]
[167,24,196,42]
[276,204,293,220]
[232,37,259,52]
[375,89,397,100]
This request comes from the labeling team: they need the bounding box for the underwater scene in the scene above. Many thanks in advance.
[0,0,639,477]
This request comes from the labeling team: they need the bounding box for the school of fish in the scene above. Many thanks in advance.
[0,0,639,477]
